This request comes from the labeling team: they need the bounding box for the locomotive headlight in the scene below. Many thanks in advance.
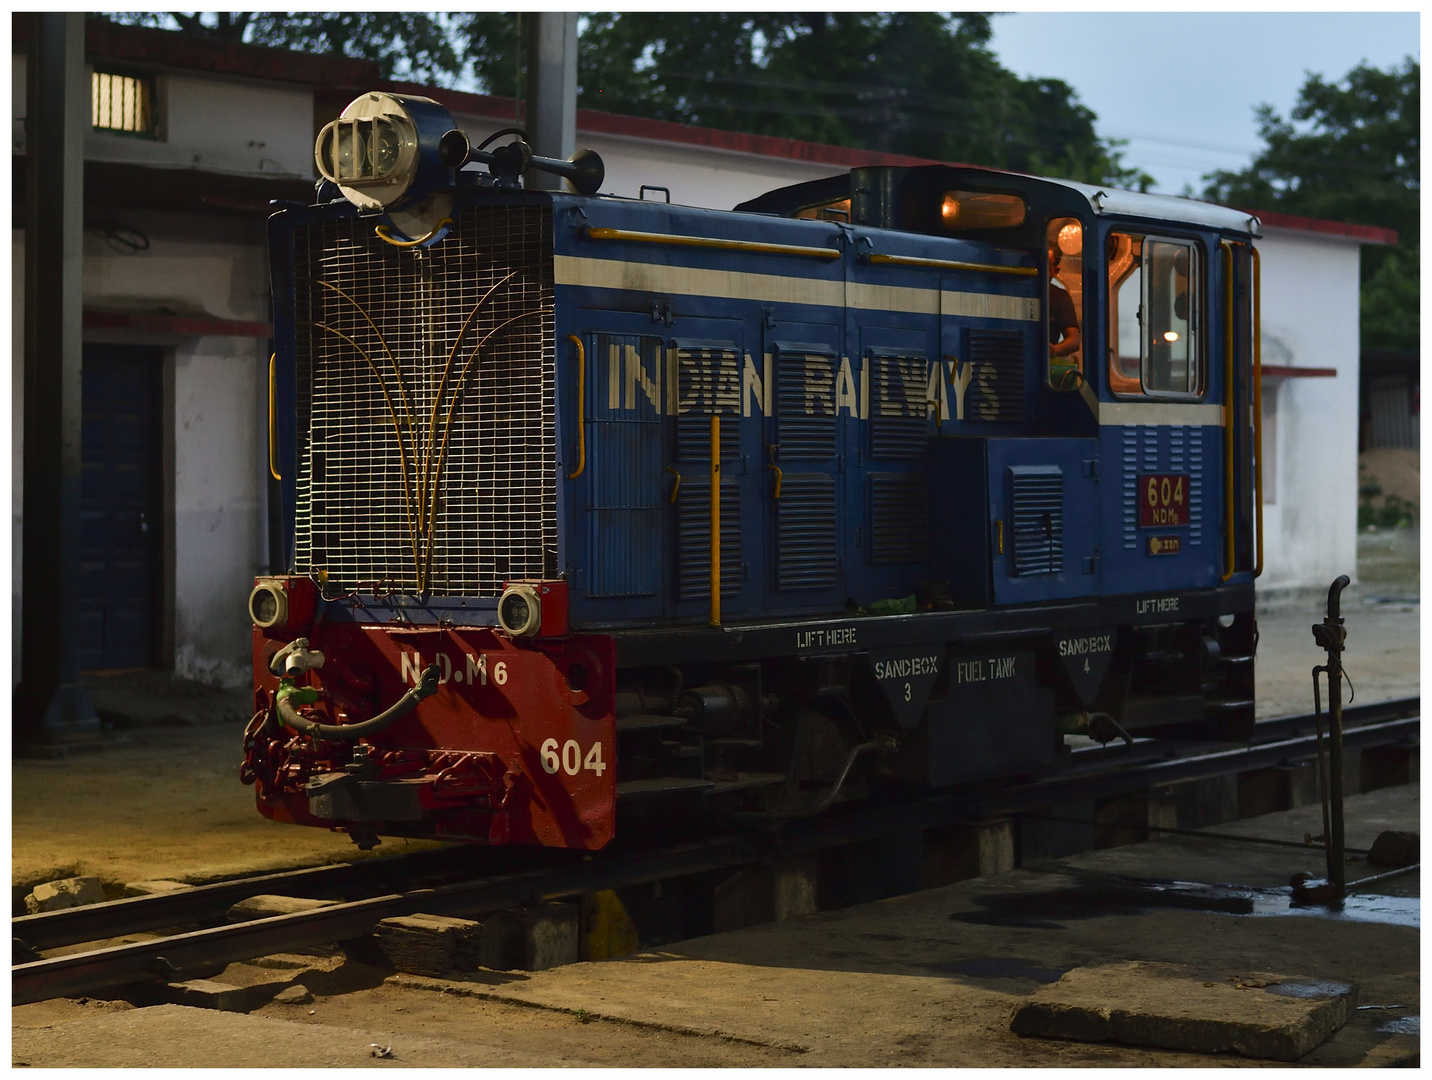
[497,584,542,638]
[249,581,289,629]
[315,92,458,213]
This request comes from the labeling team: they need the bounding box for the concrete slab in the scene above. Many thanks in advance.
[1009,960,1355,1060]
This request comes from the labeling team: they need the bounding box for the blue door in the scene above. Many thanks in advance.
[79,345,162,670]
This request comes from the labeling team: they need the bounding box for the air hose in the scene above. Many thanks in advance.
[276,662,441,742]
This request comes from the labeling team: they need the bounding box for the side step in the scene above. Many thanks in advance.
[616,777,713,801]
[705,772,786,797]
[616,714,688,734]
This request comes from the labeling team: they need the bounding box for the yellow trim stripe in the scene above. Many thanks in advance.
[554,256,1039,323]
[586,227,841,261]
[868,252,1038,277]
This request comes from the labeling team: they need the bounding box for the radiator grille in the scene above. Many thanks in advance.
[1009,466,1063,576]
[587,333,664,597]
[292,205,556,597]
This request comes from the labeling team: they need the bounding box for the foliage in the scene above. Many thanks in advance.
[99,12,463,84]
[1203,58,1419,352]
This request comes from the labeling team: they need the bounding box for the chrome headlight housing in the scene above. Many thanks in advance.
[497,584,543,638]
[315,92,456,212]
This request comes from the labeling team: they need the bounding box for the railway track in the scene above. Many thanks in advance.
[13,695,1418,1007]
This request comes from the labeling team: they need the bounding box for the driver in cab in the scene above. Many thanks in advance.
[1048,245,1081,389]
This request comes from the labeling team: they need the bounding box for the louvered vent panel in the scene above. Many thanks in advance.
[1009,467,1063,576]
[1188,427,1203,546]
[293,205,555,597]
[869,473,928,564]
[587,334,664,597]
[965,329,1026,423]
[777,474,837,589]
[677,480,741,599]
[1121,426,1139,549]
[676,347,740,462]
[777,352,837,459]
[870,355,927,460]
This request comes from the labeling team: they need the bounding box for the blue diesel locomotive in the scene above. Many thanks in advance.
[242,92,1263,850]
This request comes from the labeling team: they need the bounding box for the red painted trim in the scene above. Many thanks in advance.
[379,80,945,171]
[1247,208,1397,247]
[1261,365,1337,378]
[84,311,273,338]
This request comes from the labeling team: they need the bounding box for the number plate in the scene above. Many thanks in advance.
[1139,474,1189,527]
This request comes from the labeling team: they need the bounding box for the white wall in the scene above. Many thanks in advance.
[87,70,314,179]
[172,336,266,687]
[451,109,843,211]
[1254,228,1363,591]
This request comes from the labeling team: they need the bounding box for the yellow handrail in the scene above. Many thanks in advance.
[867,252,1038,277]
[1221,243,1235,582]
[586,226,841,261]
[565,334,586,480]
[374,217,453,248]
[267,353,281,481]
[1251,246,1264,578]
[709,415,721,627]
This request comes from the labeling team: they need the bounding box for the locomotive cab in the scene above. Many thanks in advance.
[244,93,1262,852]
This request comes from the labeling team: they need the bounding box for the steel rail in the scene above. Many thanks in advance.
[13,696,1417,1004]
[13,839,758,1007]
[12,843,560,953]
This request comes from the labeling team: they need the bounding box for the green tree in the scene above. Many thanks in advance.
[100,12,462,84]
[460,12,1148,187]
[1203,58,1419,351]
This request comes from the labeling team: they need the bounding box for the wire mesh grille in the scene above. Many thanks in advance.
[291,205,556,598]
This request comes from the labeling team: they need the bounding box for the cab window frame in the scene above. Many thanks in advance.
[1043,215,1087,393]
[1106,228,1207,402]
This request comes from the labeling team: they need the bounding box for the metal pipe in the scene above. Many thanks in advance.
[277,663,440,741]
[1312,575,1351,899]
[1220,242,1236,581]
[268,354,281,481]
[710,414,721,626]
[565,334,586,479]
[1251,246,1264,576]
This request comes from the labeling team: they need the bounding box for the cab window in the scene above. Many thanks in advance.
[1107,232,1203,398]
[1045,217,1084,391]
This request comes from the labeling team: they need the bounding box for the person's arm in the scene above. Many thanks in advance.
[1051,324,1080,358]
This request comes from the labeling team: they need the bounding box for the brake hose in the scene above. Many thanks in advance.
[276,662,441,742]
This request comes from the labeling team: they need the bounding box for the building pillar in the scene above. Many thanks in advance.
[17,12,100,745]
[524,11,578,189]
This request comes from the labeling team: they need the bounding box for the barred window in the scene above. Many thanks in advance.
[92,69,156,137]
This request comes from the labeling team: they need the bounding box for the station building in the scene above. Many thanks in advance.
[11,20,1397,686]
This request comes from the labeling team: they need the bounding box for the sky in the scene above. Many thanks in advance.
[986,12,1420,195]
